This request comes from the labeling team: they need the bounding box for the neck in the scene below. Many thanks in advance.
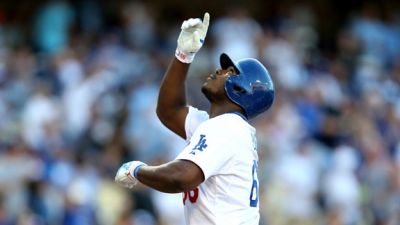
[209,102,245,118]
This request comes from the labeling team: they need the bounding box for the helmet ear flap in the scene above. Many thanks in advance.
[224,76,248,116]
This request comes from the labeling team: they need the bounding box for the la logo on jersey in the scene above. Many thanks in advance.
[190,134,207,155]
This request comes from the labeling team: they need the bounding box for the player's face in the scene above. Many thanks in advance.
[201,66,237,102]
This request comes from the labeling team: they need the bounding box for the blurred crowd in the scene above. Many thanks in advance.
[0,0,400,225]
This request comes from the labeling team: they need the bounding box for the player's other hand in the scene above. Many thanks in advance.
[176,12,210,63]
[115,161,147,189]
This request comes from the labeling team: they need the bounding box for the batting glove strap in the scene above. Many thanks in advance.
[133,163,146,178]
[175,48,196,64]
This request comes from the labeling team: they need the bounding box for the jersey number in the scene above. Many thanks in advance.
[249,160,259,207]
[183,187,199,205]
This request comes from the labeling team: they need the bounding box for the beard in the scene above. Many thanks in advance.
[201,83,227,103]
[201,84,213,101]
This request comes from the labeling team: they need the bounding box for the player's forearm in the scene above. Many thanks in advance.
[136,160,201,193]
[156,58,190,116]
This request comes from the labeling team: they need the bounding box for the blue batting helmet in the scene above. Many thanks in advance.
[220,53,274,119]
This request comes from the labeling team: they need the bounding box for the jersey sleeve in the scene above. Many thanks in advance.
[184,106,209,141]
[177,119,236,180]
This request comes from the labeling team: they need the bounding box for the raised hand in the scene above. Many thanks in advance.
[175,12,210,63]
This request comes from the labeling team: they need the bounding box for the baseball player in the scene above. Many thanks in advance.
[115,12,274,225]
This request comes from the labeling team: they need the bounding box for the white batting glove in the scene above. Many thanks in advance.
[115,161,147,189]
[175,12,210,63]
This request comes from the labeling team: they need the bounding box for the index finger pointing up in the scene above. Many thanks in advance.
[203,12,210,27]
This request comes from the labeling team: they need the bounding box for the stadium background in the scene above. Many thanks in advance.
[0,0,399,224]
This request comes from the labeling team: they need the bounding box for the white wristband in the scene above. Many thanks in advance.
[175,48,195,64]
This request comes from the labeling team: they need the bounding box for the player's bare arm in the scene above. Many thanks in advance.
[156,59,190,139]
[156,13,210,139]
[115,159,204,193]
[136,159,204,193]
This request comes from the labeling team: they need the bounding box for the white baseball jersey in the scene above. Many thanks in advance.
[176,106,260,225]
